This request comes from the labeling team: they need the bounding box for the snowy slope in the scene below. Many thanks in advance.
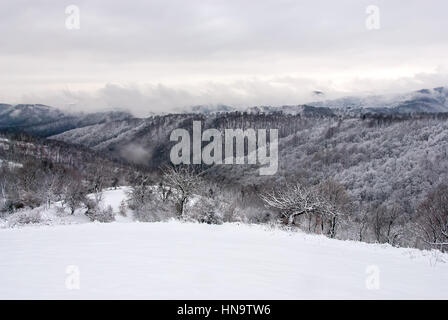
[0,221,446,299]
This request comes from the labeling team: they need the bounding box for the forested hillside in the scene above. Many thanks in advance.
[2,103,448,251]
[0,131,141,214]
[48,111,448,249]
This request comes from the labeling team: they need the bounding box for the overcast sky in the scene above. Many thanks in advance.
[1,0,447,116]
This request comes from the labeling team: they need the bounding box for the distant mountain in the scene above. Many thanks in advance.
[175,87,448,116]
[247,104,334,116]
[0,104,133,136]
[0,104,66,128]
[176,102,336,116]
[2,86,447,141]
[308,87,448,114]
[175,104,237,114]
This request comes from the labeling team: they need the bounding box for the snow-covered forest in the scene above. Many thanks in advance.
[1,110,448,253]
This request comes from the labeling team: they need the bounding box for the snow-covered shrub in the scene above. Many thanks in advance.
[7,208,43,227]
[133,198,176,222]
[221,202,238,223]
[185,197,223,225]
[244,207,277,224]
[84,200,115,223]
[128,183,176,222]
[54,205,66,216]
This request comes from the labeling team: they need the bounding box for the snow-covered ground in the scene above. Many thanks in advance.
[0,220,447,299]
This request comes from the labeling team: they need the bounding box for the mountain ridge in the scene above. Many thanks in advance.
[1,86,447,139]
[0,104,133,137]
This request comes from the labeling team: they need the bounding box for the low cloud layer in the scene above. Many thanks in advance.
[19,70,448,117]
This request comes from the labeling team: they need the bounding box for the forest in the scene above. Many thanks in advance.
[1,111,448,252]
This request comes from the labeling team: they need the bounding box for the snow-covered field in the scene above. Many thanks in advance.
[0,220,447,299]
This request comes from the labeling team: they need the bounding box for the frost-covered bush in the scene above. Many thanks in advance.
[54,205,66,216]
[185,197,223,225]
[84,200,115,223]
[243,207,277,224]
[128,184,176,222]
[7,208,43,227]
[221,202,238,223]
[133,198,176,222]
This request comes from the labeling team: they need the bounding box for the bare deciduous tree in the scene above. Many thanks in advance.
[61,171,86,215]
[260,183,319,225]
[162,165,203,216]
[416,184,448,252]
[317,179,352,238]
[372,205,403,245]
[260,180,352,238]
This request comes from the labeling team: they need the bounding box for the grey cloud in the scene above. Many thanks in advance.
[1,0,447,112]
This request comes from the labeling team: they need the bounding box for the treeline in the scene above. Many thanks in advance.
[125,165,448,252]
[360,111,448,126]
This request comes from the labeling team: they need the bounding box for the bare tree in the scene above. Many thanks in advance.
[39,171,61,210]
[260,183,319,225]
[356,208,370,242]
[0,165,11,209]
[162,165,203,216]
[260,179,351,238]
[372,205,403,245]
[61,171,86,215]
[416,184,448,252]
[317,179,352,238]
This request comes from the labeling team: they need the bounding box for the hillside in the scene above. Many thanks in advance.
[0,131,137,175]
[2,88,448,252]
[51,113,448,205]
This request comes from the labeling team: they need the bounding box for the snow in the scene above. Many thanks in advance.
[0,221,446,299]
[0,187,446,299]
